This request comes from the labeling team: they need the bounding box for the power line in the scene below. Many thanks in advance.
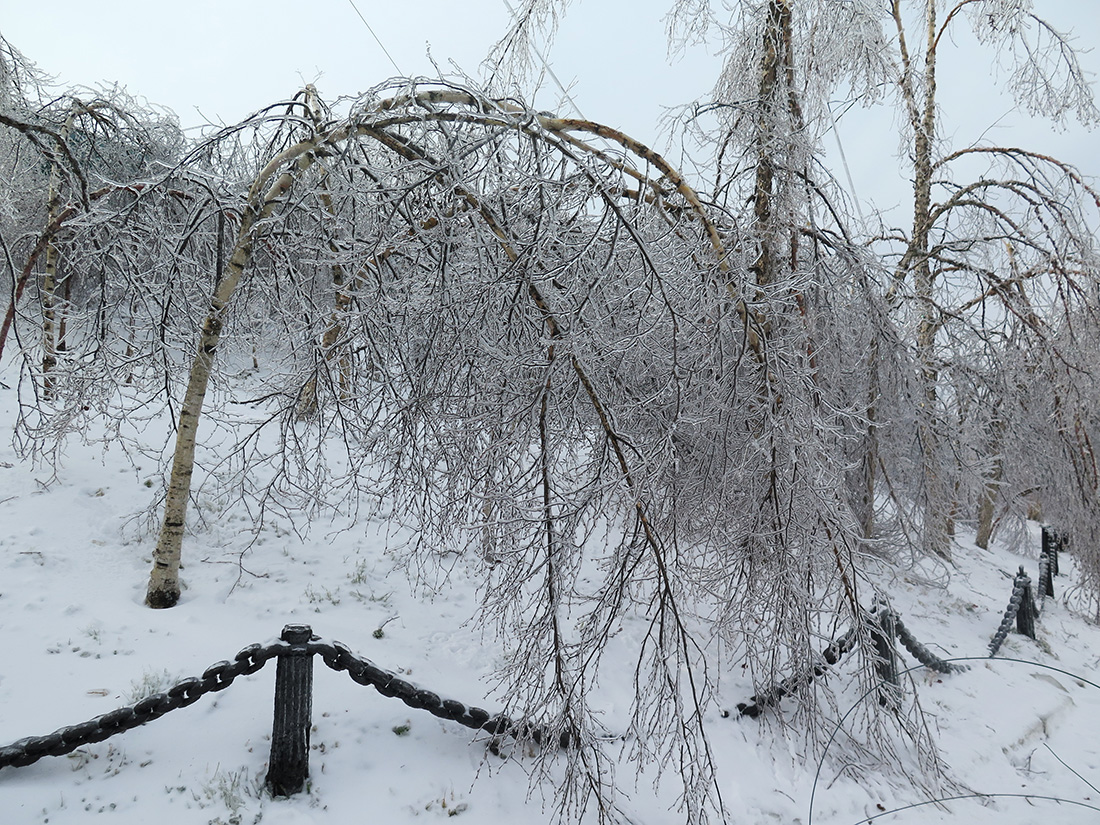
[501,0,585,120]
[346,0,404,77]
[825,99,863,222]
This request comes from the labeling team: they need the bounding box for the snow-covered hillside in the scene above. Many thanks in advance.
[2,360,1099,825]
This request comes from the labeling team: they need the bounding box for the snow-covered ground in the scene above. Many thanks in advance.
[2,358,1100,825]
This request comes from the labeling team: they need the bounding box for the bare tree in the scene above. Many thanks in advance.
[0,73,183,400]
[7,5,1100,820]
[44,67,882,817]
[485,0,942,798]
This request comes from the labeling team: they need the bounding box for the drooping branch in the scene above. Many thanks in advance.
[146,137,327,607]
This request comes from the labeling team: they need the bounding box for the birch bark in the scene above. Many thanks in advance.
[40,107,77,397]
[145,142,321,607]
[891,0,951,558]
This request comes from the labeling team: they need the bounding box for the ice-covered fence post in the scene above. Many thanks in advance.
[266,624,314,796]
[1014,568,1037,641]
[1038,547,1055,601]
[1041,525,1061,577]
[867,608,899,705]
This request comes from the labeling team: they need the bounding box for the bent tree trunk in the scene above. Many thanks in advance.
[144,91,762,608]
[146,144,320,608]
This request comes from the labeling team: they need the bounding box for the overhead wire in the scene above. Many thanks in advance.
[825,99,863,222]
[345,0,405,76]
[343,0,585,122]
[500,0,586,120]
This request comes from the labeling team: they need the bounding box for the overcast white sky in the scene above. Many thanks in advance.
[4,0,1098,218]
[2,0,716,138]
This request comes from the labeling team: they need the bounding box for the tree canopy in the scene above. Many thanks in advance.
[3,4,1100,821]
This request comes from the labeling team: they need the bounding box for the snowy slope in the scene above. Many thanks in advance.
[2,359,1100,825]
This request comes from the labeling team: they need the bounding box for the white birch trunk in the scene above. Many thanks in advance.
[40,109,75,397]
[893,0,950,558]
[146,143,320,607]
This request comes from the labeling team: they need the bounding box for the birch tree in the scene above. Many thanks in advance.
[877,0,1099,558]
[0,77,182,404]
[107,71,900,818]
[486,2,941,790]
[7,5,1100,817]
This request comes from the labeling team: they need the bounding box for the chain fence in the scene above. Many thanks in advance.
[0,623,555,794]
[304,636,571,746]
[988,567,1036,657]
[737,525,1065,718]
[893,611,967,674]
[0,639,283,770]
[987,524,1064,657]
[733,627,859,719]
[730,603,968,719]
[0,526,1071,791]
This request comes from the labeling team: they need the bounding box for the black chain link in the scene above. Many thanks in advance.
[733,606,973,719]
[0,639,286,770]
[1037,552,1052,605]
[734,626,858,718]
[2,605,984,768]
[1,629,576,775]
[306,639,572,747]
[892,612,967,674]
[989,571,1029,657]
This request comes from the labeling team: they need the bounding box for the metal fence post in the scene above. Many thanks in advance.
[1014,568,1037,640]
[868,608,899,706]
[1042,525,1063,577]
[1039,550,1055,600]
[266,624,314,796]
